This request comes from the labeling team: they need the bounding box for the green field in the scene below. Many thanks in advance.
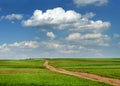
[49,58,120,79]
[0,59,112,86]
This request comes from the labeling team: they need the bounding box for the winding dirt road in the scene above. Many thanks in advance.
[44,60,120,86]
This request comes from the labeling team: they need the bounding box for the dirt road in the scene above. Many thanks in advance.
[44,60,120,86]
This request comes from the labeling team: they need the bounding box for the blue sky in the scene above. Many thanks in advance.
[0,0,120,59]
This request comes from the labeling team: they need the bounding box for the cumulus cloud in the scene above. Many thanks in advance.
[81,33,104,39]
[0,41,41,59]
[0,40,105,59]
[19,7,111,58]
[66,33,81,41]
[41,41,103,57]
[22,7,110,33]
[73,0,108,7]
[1,14,23,20]
[41,41,80,54]
[46,32,56,39]
[0,41,39,52]
[0,40,93,54]
[66,33,110,46]
[82,12,96,19]
[9,41,39,49]
[22,7,81,29]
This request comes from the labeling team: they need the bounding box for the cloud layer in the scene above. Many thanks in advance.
[0,7,111,59]
[23,7,110,48]
[0,40,103,59]
[1,14,23,20]
[73,0,108,7]
[23,7,110,32]
[18,7,111,57]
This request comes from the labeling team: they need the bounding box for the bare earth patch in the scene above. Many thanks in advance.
[44,60,120,86]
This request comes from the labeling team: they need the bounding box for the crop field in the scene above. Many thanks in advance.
[49,58,120,79]
[0,59,112,86]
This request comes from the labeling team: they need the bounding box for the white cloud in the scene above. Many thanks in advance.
[46,32,56,39]
[0,40,105,59]
[90,20,110,29]
[66,33,81,41]
[113,34,120,38]
[73,0,108,7]
[22,7,111,51]
[0,44,10,52]
[42,42,62,50]
[81,33,102,39]
[41,41,103,57]
[22,7,110,33]
[66,33,103,41]
[9,41,39,49]
[0,41,39,53]
[66,33,110,46]
[22,7,81,29]
[1,14,23,20]
[12,7,112,58]
[0,41,41,59]
[71,20,110,33]
[82,12,96,19]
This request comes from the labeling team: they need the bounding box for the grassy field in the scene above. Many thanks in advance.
[49,58,120,79]
[0,59,111,86]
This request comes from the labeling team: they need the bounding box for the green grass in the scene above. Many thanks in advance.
[0,59,44,69]
[49,58,120,79]
[0,59,111,86]
[0,73,111,86]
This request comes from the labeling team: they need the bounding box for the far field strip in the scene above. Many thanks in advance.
[44,60,120,86]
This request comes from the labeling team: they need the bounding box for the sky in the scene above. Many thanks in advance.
[0,0,120,59]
